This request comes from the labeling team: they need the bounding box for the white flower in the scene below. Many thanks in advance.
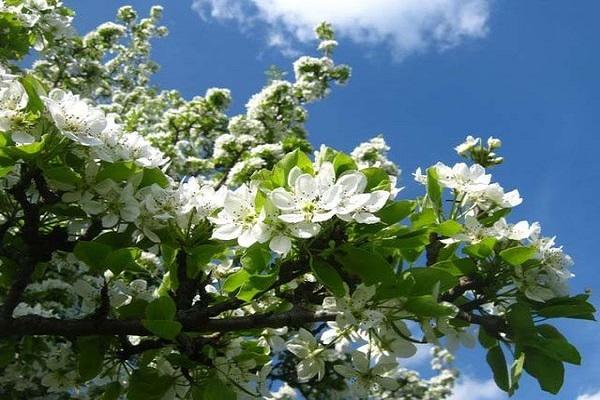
[287,328,333,382]
[323,284,383,331]
[270,163,341,229]
[487,136,502,149]
[333,351,399,398]
[176,177,224,228]
[95,181,140,227]
[350,136,399,176]
[0,80,30,143]
[211,183,271,247]
[492,219,540,241]
[455,135,480,155]
[43,89,107,146]
[435,162,491,192]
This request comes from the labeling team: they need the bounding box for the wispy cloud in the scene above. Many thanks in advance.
[578,390,600,400]
[191,0,491,61]
[448,376,504,400]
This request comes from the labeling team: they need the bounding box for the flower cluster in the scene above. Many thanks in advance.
[42,88,168,168]
[211,160,396,255]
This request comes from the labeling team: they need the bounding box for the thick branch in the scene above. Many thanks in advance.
[0,309,336,338]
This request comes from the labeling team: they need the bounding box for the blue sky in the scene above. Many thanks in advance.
[65,1,599,399]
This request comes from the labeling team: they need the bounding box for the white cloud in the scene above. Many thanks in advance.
[192,0,491,60]
[578,390,600,400]
[448,376,505,400]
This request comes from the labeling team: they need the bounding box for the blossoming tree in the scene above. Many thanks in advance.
[0,2,594,399]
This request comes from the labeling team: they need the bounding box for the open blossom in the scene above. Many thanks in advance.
[335,172,390,224]
[43,89,107,146]
[0,80,32,144]
[455,135,480,155]
[323,284,383,331]
[94,180,140,228]
[175,176,224,228]
[435,162,491,192]
[286,328,333,382]
[333,351,399,398]
[92,114,168,168]
[211,183,270,247]
[271,163,342,227]
[350,136,399,176]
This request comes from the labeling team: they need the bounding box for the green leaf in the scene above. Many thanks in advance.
[105,247,142,275]
[427,167,443,213]
[20,75,46,113]
[44,166,81,187]
[478,327,497,349]
[77,336,107,381]
[479,208,511,226]
[127,367,175,400]
[222,269,250,293]
[433,220,463,236]
[335,247,396,285]
[272,149,313,187]
[240,244,271,273]
[499,246,537,266]
[523,347,564,394]
[404,295,458,317]
[486,346,509,392]
[310,258,345,297]
[0,340,15,367]
[195,377,236,400]
[430,258,475,276]
[362,167,390,191]
[140,168,169,188]
[187,244,224,278]
[380,229,430,249]
[102,382,121,400]
[509,352,525,395]
[145,296,176,321]
[237,270,278,302]
[332,152,357,176]
[96,161,138,182]
[406,267,458,296]
[73,241,112,272]
[463,237,496,259]
[507,303,536,339]
[537,302,596,320]
[411,208,437,228]
[377,200,416,225]
[142,320,182,340]
[5,140,44,159]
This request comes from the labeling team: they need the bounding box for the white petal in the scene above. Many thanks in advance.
[289,222,320,238]
[270,235,292,255]
[270,189,295,211]
[279,213,305,223]
[211,224,243,241]
[11,131,34,144]
[238,228,257,247]
[354,212,380,224]
[287,166,303,187]
[295,174,317,201]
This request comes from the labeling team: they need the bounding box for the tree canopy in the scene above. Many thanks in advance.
[0,2,594,399]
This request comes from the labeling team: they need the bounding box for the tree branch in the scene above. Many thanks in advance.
[0,309,337,338]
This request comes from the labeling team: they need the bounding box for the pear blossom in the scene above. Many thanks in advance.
[286,328,333,382]
[323,284,384,331]
[211,183,271,247]
[175,176,224,228]
[333,351,399,398]
[42,89,107,146]
[0,80,30,143]
[95,180,140,227]
[454,135,480,155]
